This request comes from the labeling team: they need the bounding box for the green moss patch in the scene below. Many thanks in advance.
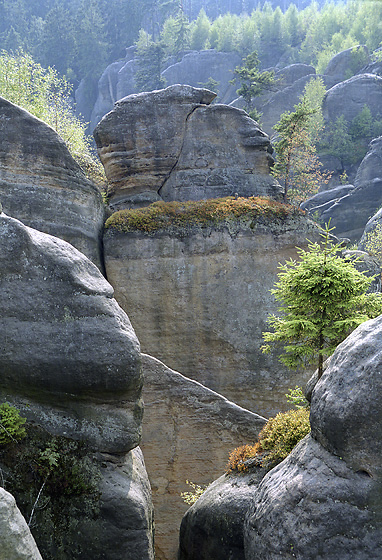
[105,196,303,235]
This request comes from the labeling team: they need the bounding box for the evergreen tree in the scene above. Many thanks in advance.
[262,224,382,379]
[232,51,275,110]
[135,31,166,92]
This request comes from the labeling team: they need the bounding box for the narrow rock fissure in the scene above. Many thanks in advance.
[157,104,204,198]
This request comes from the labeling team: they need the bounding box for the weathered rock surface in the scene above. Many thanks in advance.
[323,44,369,83]
[0,488,43,560]
[162,50,241,104]
[0,212,142,454]
[179,471,266,560]
[94,85,281,210]
[244,315,382,559]
[140,354,266,560]
[104,212,319,417]
[304,137,382,241]
[0,97,105,269]
[323,73,382,125]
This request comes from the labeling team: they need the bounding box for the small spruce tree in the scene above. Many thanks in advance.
[262,223,382,378]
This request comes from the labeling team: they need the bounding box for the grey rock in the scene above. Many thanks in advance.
[0,488,43,560]
[324,45,370,83]
[179,472,266,560]
[0,213,142,453]
[140,353,266,560]
[323,73,382,124]
[162,50,241,104]
[245,436,381,560]
[94,84,282,210]
[311,137,382,241]
[341,249,381,292]
[90,59,126,132]
[300,184,355,213]
[0,97,105,270]
[275,63,317,87]
[104,212,319,417]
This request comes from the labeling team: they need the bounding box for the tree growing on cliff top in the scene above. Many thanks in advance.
[262,223,382,379]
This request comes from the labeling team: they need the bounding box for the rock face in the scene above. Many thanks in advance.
[140,354,266,560]
[94,85,281,210]
[89,49,242,130]
[104,212,319,417]
[0,97,105,270]
[0,488,43,560]
[94,85,282,210]
[161,50,241,104]
[0,212,142,454]
[0,211,154,559]
[323,44,369,83]
[244,315,382,559]
[323,73,382,124]
[304,137,382,241]
[179,471,266,560]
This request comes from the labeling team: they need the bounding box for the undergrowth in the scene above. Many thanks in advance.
[105,196,303,235]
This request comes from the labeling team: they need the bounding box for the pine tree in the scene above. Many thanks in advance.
[232,51,275,111]
[262,224,382,378]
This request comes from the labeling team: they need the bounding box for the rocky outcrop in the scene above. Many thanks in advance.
[94,85,282,210]
[104,210,319,417]
[0,97,105,270]
[89,49,242,130]
[244,315,382,559]
[303,137,382,241]
[323,73,382,124]
[179,471,266,560]
[323,44,369,83]
[0,488,43,560]
[140,354,266,560]
[0,210,154,559]
[180,314,382,560]
[0,211,142,454]
[162,50,241,104]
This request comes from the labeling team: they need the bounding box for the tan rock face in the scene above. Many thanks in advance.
[0,97,105,269]
[140,354,266,560]
[104,215,319,418]
[94,85,282,210]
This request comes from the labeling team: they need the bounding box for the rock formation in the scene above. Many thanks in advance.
[180,314,382,559]
[140,354,266,560]
[0,97,105,270]
[94,85,282,210]
[0,209,154,559]
[303,137,382,241]
[104,207,319,417]
[0,488,43,560]
[323,44,369,83]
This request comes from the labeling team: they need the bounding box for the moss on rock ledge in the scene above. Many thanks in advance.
[105,197,303,236]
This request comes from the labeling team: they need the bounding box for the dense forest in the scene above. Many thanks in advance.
[1,0,381,91]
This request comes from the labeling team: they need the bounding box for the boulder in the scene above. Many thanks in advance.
[244,315,382,559]
[0,211,142,454]
[324,45,369,83]
[179,471,266,560]
[90,59,126,132]
[309,137,382,241]
[0,97,105,270]
[300,184,355,214]
[103,209,319,417]
[94,84,282,210]
[140,354,266,560]
[0,488,43,560]
[323,73,382,125]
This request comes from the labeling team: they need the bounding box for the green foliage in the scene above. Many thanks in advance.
[181,480,209,505]
[285,386,309,409]
[272,81,330,204]
[364,222,382,263]
[262,223,382,378]
[105,196,302,235]
[0,50,105,185]
[232,51,275,110]
[190,9,211,50]
[0,403,26,445]
[135,30,166,92]
[258,408,311,465]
